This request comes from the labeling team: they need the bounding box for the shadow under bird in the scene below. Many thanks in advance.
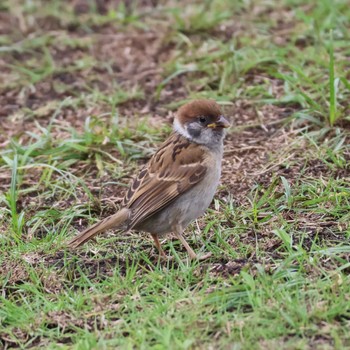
[68,99,230,260]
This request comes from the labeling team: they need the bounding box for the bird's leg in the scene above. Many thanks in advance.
[151,234,167,258]
[173,225,197,260]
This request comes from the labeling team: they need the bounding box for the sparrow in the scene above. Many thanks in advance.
[68,99,230,260]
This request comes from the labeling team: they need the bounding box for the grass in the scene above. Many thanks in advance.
[0,0,350,349]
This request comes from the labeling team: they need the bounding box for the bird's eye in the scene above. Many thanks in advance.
[199,116,206,124]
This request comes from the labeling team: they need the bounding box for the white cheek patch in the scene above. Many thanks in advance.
[173,118,192,139]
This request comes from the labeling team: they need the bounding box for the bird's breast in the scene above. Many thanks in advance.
[136,150,222,236]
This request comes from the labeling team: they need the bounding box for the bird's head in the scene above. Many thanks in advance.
[174,99,230,147]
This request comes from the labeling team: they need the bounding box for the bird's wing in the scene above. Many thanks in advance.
[122,133,207,228]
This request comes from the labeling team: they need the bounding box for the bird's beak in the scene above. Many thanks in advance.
[207,115,230,129]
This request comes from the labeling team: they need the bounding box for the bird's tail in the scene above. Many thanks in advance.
[67,208,130,248]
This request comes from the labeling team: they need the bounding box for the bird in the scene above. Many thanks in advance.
[67,99,230,260]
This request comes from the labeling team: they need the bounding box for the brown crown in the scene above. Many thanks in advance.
[177,99,222,124]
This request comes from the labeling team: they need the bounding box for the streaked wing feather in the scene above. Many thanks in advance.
[122,133,207,228]
[128,184,177,225]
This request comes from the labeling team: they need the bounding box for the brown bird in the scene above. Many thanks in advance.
[68,99,230,259]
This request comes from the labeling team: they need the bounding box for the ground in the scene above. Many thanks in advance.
[0,0,350,349]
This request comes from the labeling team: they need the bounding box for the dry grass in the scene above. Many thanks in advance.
[1,0,350,349]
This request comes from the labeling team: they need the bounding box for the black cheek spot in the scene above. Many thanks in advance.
[187,125,201,138]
